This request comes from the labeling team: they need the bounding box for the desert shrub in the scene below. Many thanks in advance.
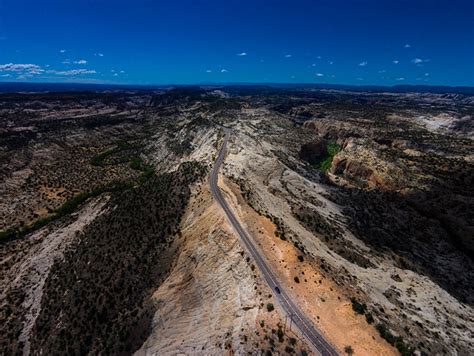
[365,312,374,324]
[376,323,396,345]
[130,157,143,170]
[350,297,367,315]
[276,327,284,342]
[28,161,207,354]
[266,303,275,312]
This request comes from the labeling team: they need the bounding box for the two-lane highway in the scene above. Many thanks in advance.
[210,130,339,356]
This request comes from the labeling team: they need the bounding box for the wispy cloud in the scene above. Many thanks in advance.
[378,69,386,73]
[237,52,247,56]
[311,63,316,67]
[60,49,66,53]
[221,69,228,73]
[396,77,405,81]
[74,59,88,65]
[0,63,44,75]
[411,58,430,65]
[359,61,368,66]
[404,44,411,48]
[328,61,334,65]
[0,63,41,72]
[425,72,430,76]
[94,53,104,57]
[47,69,97,76]
[206,69,212,73]
[284,54,292,58]
[393,60,399,64]
[316,73,324,77]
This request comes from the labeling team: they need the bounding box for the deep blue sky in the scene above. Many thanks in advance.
[1,0,473,86]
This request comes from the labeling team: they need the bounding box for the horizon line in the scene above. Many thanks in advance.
[1,80,474,89]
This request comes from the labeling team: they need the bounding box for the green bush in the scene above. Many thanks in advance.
[318,142,341,172]
[266,303,275,312]
[276,327,284,342]
[365,312,374,324]
[130,157,142,170]
[350,297,367,315]
[376,323,396,345]
[344,345,354,355]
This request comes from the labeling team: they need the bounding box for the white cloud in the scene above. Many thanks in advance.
[284,54,292,58]
[328,61,334,65]
[74,59,88,65]
[311,63,316,67]
[60,49,66,53]
[393,60,399,64]
[94,53,104,57]
[120,70,125,74]
[316,73,324,77]
[113,73,118,77]
[290,75,296,79]
[378,69,386,73]
[221,69,228,73]
[0,63,44,76]
[62,59,71,64]
[404,44,411,48]
[0,63,41,72]
[425,72,430,76]
[396,77,405,81]
[411,58,430,65]
[47,69,97,76]
[206,69,212,73]
[356,77,364,81]
[359,61,368,66]
[237,52,247,56]
[1,74,11,77]
[317,55,322,59]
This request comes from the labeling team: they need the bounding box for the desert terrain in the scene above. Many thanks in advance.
[0,86,473,355]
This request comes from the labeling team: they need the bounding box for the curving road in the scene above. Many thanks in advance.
[210,129,339,356]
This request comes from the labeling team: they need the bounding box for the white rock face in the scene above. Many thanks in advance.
[136,186,261,355]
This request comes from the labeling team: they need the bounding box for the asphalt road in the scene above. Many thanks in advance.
[210,130,339,356]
